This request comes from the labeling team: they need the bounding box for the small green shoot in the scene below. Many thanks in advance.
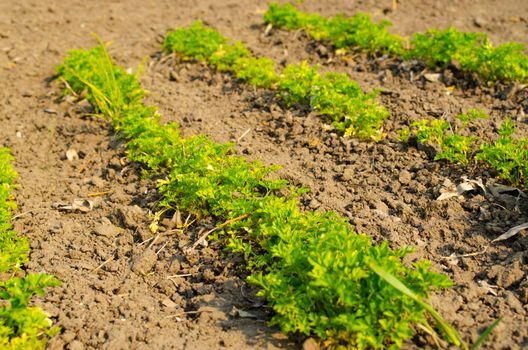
[162,20,225,61]
[477,119,528,189]
[233,56,278,88]
[277,61,320,106]
[470,317,503,350]
[399,110,487,164]
[457,108,488,126]
[210,42,250,72]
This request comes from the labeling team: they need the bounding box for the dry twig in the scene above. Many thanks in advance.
[188,213,251,251]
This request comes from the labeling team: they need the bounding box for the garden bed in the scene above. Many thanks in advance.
[0,0,526,349]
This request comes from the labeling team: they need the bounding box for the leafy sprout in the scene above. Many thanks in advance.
[477,119,528,188]
[398,110,487,165]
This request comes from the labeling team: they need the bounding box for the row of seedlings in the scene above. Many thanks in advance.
[400,111,528,189]
[0,147,60,349]
[164,22,528,191]
[163,21,389,141]
[264,3,528,83]
[54,39,476,349]
[247,4,528,192]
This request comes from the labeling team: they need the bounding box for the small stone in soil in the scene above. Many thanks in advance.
[130,249,158,275]
[93,223,120,238]
[49,221,62,234]
[90,176,105,188]
[44,108,57,114]
[342,168,354,181]
[303,338,320,350]
[66,148,79,161]
[68,340,84,350]
[398,170,412,185]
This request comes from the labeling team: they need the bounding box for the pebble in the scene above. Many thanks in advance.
[91,176,105,188]
[130,249,158,275]
[316,44,328,57]
[374,200,389,215]
[499,260,525,289]
[424,73,441,82]
[49,221,62,234]
[124,183,136,194]
[303,338,320,350]
[68,340,84,350]
[342,168,354,181]
[61,331,76,343]
[473,16,487,27]
[505,292,525,314]
[93,223,120,238]
[44,108,57,114]
[118,205,144,229]
[161,298,178,309]
[66,148,79,161]
[308,199,320,209]
[169,70,178,82]
[398,170,412,185]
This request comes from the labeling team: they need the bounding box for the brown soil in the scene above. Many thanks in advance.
[1,1,527,349]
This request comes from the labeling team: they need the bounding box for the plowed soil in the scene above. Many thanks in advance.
[0,1,527,349]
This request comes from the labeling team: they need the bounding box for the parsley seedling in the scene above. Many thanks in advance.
[398,109,487,165]
[477,119,528,188]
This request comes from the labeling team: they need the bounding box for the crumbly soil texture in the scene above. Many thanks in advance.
[1,0,527,349]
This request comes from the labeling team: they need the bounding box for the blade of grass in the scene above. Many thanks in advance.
[470,317,502,350]
[369,261,466,349]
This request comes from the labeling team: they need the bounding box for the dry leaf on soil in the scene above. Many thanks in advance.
[66,148,79,161]
[53,199,94,212]
[437,176,486,201]
[488,183,527,199]
[492,222,528,243]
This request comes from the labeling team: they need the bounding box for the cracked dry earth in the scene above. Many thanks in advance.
[0,0,527,349]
